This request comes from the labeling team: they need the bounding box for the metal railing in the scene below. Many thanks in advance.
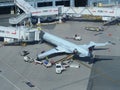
[9,13,29,24]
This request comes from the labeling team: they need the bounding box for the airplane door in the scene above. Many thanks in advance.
[29,32,35,41]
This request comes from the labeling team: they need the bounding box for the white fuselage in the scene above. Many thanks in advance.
[42,32,89,57]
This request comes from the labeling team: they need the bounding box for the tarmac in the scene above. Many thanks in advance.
[0,14,120,90]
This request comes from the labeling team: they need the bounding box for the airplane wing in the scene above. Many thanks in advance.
[37,46,69,59]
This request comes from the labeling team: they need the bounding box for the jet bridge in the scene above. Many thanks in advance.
[9,0,59,24]
[0,26,40,44]
[103,17,120,26]
[9,0,120,25]
[9,13,30,24]
[14,0,35,14]
[60,6,120,21]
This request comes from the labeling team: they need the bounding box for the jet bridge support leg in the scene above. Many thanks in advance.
[37,18,41,31]
[58,16,62,23]
[10,7,15,14]
[37,18,41,25]
[28,18,33,27]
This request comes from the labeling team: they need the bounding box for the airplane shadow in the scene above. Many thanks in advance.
[38,51,113,64]
[93,48,109,51]
[3,41,39,46]
[41,24,56,30]
[66,18,103,23]
[73,55,113,64]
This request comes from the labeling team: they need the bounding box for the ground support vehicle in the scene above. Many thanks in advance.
[85,27,104,32]
[55,63,66,74]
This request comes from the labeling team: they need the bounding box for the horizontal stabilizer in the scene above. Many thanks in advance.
[79,41,109,50]
[89,41,109,47]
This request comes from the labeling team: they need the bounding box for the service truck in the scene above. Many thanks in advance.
[55,63,65,74]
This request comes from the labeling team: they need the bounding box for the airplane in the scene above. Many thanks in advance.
[37,31,109,60]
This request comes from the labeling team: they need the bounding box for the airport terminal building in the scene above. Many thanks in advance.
[0,0,120,14]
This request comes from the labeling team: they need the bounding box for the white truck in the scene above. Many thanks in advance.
[24,56,34,63]
[55,63,65,74]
